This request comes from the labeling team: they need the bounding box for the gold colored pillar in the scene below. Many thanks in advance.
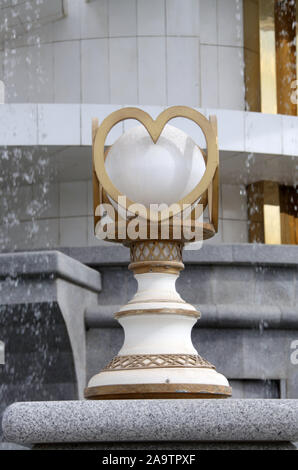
[259,0,277,114]
[263,181,281,244]
[243,0,261,111]
[247,181,265,243]
[247,181,298,245]
[275,0,297,115]
[280,186,298,244]
[296,0,298,116]
[243,0,298,115]
[247,180,281,244]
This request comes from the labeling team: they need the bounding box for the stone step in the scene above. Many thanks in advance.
[3,399,298,449]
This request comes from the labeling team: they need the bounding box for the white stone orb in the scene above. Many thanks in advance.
[105,124,206,207]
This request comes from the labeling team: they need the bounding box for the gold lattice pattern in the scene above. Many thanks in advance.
[104,354,215,371]
[130,241,183,263]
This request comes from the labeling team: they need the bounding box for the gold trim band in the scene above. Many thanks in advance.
[127,298,186,305]
[84,383,232,400]
[103,353,214,371]
[130,241,183,263]
[129,263,184,275]
[114,308,200,319]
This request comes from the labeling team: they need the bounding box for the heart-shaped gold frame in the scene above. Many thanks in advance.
[93,106,218,225]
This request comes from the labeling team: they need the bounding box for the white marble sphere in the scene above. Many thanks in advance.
[105,124,206,207]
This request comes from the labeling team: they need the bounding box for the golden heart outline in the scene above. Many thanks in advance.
[93,106,218,224]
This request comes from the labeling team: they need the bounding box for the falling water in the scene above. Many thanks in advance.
[0,1,296,447]
[0,0,60,445]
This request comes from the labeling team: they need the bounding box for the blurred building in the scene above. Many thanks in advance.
[0,0,296,250]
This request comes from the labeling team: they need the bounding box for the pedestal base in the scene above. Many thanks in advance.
[3,400,298,448]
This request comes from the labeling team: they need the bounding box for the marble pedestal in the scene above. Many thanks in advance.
[2,399,298,450]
